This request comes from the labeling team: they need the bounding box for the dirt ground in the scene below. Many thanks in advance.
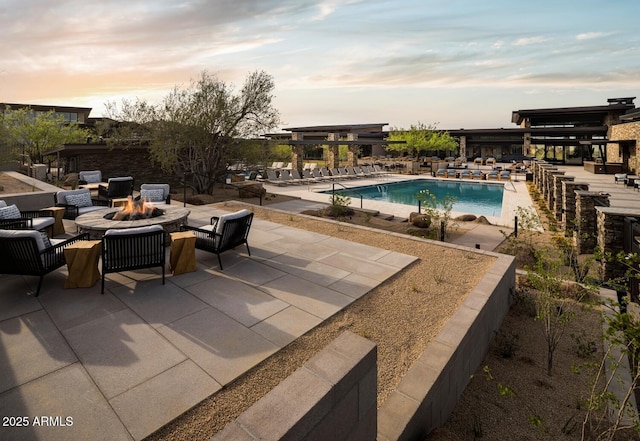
[1,173,634,440]
[0,173,42,194]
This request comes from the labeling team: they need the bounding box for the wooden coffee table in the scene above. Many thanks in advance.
[169,231,197,275]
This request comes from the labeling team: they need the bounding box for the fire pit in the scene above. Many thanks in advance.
[75,203,191,240]
[103,197,164,221]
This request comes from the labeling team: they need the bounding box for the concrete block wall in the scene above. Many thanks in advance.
[212,331,377,441]
[377,252,515,441]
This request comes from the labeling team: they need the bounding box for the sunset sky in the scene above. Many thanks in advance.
[1,0,639,132]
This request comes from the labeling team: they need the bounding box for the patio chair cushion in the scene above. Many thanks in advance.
[104,224,163,237]
[57,188,92,205]
[65,191,93,208]
[0,204,21,219]
[140,189,165,202]
[0,229,47,251]
[80,171,102,183]
[215,209,251,235]
[0,200,6,208]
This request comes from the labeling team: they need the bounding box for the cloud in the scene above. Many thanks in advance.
[576,31,609,40]
[513,36,549,46]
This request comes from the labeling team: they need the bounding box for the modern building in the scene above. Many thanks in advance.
[448,97,637,168]
[0,102,93,127]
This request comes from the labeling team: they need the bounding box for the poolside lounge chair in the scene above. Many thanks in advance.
[459,169,471,179]
[302,169,319,183]
[265,169,286,186]
[279,169,298,185]
[485,157,496,167]
[473,158,483,167]
[311,168,330,181]
[499,170,511,180]
[446,169,458,178]
[290,169,309,184]
[471,170,484,180]
[486,171,499,180]
[436,168,447,178]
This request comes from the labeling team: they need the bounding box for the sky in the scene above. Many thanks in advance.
[1,0,639,132]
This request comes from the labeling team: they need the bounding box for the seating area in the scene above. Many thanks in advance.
[261,165,385,185]
[0,200,417,440]
[96,176,134,205]
[0,200,56,235]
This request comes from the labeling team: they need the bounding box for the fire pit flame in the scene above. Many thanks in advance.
[103,196,165,221]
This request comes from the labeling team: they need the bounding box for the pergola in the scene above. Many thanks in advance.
[264,123,405,171]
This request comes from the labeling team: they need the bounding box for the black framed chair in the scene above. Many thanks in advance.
[96,176,134,205]
[0,229,89,296]
[0,201,55,236]
[101,225,166,294]
[55,188,108,220]
[181,209,253,270]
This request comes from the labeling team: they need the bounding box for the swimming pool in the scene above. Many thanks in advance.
[322,179,504,217]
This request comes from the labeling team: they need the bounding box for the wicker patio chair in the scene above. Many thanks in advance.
[181,209,253,270]
[0,229,89,296]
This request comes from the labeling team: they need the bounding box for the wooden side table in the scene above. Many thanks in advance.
[64,240,102,288]
[44,206,66,236]
[170,231,197,275]
[111,197,130,208]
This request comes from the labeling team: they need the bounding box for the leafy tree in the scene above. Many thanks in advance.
[2,107,89,165]
[105,70,280,194]
[387,122,458,157]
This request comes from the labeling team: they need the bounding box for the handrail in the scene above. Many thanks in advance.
[332,182,364,209]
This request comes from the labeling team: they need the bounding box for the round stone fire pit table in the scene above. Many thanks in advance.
[75,206,191,241]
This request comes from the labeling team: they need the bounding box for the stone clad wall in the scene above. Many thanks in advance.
[597,207,640,283]
[575,191,610,254]
[562,182,589,235]
[77,148,182,190]
[610,121,640,174]
[552,175,574,220]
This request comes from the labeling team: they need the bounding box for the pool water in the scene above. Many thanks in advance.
[323,179,504,217]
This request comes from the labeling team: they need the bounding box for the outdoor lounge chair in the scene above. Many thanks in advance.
[181,209,253,270]
[436,168,447,178]
[302,169,319,182]
[55,188,109,220]
[139,183,171,205]
[471,170,484,179]
[0,201,55,235]
[486,171,499,180]
[78,170,103,185]
[0,229,89,296]
[614,173,627,184]
[101,225,166,294]
[499,170,511,180]
[96,176,134,205]
[290,169,310,183]
[459,169,471,179]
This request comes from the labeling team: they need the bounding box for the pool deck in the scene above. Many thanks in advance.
[260,166,533,227]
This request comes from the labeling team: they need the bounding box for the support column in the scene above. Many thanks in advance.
[290,133,304,172]
[562,181,589,235]
[327,133,339,170]
[459,136,467,158]
[347,133,359,167]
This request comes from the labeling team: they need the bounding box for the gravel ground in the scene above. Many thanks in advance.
[145,201,495,441]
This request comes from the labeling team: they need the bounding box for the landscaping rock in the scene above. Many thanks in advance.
[410,213,431,228]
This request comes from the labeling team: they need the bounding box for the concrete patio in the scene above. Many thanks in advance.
[1,163,638,441]
[0,203,417,441]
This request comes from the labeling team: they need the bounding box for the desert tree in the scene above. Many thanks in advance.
[105,70,280,194]
[1,106,89,165]
[387,122,458,157]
